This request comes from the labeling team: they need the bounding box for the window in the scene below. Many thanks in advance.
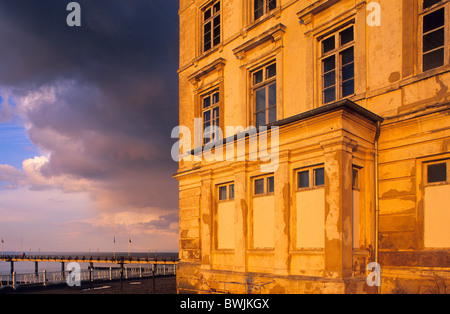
[320,26,355,104]
[202,90,220,145]
[218,183,235,201]
[420,0,446,71]
[252,62,277,127]
[254,175,275,195]
[254,0,277,20]
[352,168,360,189]
[297,167,325,189]
[298,170,310,189]
[427,162,448,183]
[203,0,221,53]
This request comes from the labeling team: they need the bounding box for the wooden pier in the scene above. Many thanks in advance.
[0,254,179,290]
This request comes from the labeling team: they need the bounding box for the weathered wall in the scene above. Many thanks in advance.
[177,0,450,294]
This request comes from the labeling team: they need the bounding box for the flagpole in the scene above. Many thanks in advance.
[113,237,116,259]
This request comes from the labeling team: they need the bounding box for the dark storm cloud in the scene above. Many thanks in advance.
[0,0,180,212]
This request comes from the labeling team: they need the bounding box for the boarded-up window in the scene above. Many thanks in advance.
[295,166,326,249]
[252,175,275,249]
[217,182,235,250]
[424,160,450,248]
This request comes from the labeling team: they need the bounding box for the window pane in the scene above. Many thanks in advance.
[204,41,211,52]
[423,28,445,53]
[323,87,336,104]
[212,92,220,104]
[267,63,277,78]
[213,25,221,39]
[268,0,277,11]
[254,0,264,19]
[213,1,220,13]
[352,168,359,189]
[341,47,354,66]
[423,48,444,71]
[255,88,266,112]
[219,186,228,201]
[423,8,445,33]
[322,36,335,54]
[213,36,221,47]
[204,21,211,34]
[342,79,355,97]
[203,96,211,108]
[213,107,220,120]
[204,8,212,20]
[428,163,447,183]
[323,55,336,73]
[298,171,309,189]
[267,176,275,193]
[342,63,355,82]
[423,0,442,10]
[256,112,266,128]
[314,168,325,186]
[269,107,277,124]
[268,83,276,107]
[229,184,235,200]
[324,71,336,88]
[255,179,265,195]
[203,110,211,122]
[340,26,354,46]
[253,70,264,85]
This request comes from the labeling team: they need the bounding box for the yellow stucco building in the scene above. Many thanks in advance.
[175,0,450,294]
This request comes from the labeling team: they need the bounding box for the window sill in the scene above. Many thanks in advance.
[218,199,235,204]
[291,249,324,254]
[424,181,449,188]
[212,249,235,254]
[244,8,281,34]
[247,249,275,253]
[296,185,325,192]
[253,193,274,198]
[193,44,224,65]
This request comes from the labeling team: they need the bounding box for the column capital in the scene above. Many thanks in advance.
[199,169,213,181]
[232,161,248,175]
[320,136,358,154]
[278,150,291,164]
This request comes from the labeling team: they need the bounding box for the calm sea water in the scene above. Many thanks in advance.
[0,252,178,275]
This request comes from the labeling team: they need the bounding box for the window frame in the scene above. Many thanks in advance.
[251,61,277,128]
[217,182,235,203]
[424,159,450,186]
[352,167,361,190]
[296,166,326,191]
[419,0,450,73]
[253,0,278,21]
[253,174,275,197]
[202,0,222,54]
[319,25,356,105]
[201,89,221,145]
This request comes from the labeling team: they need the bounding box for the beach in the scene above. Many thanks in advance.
[1,275,177,294]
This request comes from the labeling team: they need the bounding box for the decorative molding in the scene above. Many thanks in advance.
[232,23,287,60]
[187,58,226,85]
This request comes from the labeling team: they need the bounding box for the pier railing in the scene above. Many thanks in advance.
[1,264,177,289]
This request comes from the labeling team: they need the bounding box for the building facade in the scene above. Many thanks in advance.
[175,0,450,294]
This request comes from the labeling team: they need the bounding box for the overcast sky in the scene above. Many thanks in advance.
[0,0,180,252]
